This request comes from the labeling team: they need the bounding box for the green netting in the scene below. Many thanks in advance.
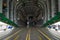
[43,12,60,27]
[0,13,19,27]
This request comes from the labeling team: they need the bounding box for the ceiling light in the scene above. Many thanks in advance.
[17,0,19,1]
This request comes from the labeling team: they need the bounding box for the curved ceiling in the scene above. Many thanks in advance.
[15,0,47,25]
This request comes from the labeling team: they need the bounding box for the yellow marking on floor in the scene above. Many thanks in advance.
[37,29,51,40]
[5,29,22,40]
[26,29,31,40]
[14,35,19,40]
[36,28,42,40]
[38,36,42,40]
[26,33,29,40]
[29,29,30,40]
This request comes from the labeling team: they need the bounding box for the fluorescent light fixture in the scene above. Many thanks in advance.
[52,21,60,25]
[0,21,7,25]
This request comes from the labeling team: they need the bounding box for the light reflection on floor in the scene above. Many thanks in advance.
[0,21,14,38]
